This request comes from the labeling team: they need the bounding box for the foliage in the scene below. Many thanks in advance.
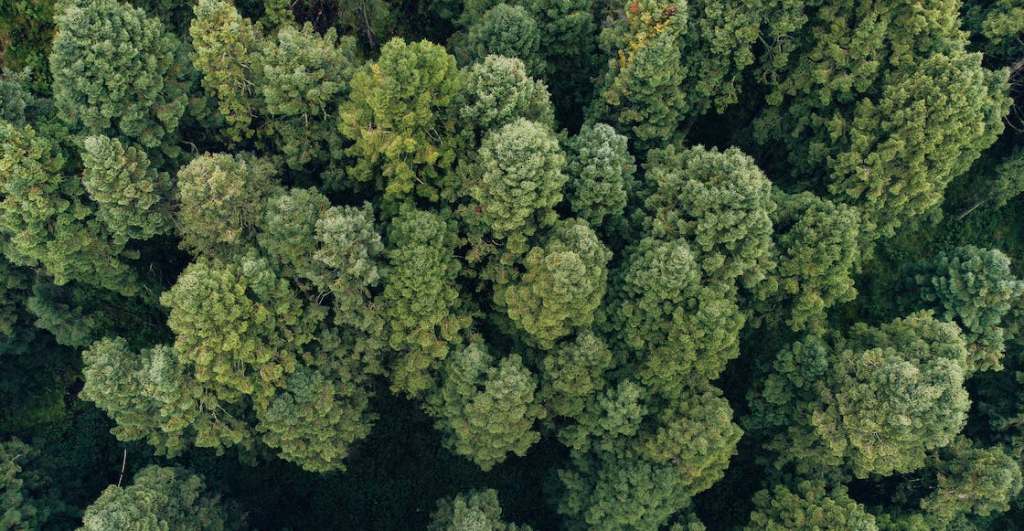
[429,488,530,530]
[462,4,544,77]
[745,480,878,531]
[80,465,236,531]
[564,123,636,227]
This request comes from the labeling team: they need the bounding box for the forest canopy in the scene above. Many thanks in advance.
[1,0,1024,529]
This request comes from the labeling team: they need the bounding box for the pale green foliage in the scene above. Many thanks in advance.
[0,68,34,126]
[558,379,646,453]
[612,237,744,389]
[190,0,262,140]
[256,363,374,473]
[505,220,610,347]
[591,0,688,150]
[471,118,567,239]
[51,0,190,153]
[564,123,635,227]
[751,312,971,477]
[767,191,862,333]
[457,55,554,136]
[912,246,1024,372]
[380,207,470,397]
[339,38,463,202]
[917,438,1023,524]
[745,481,878,531]
[81,337,251,457]
[988,148,1024,210]
[80,466,234,531]
[313,204,386,334]
[463,4,544,76]
[0,123,138,295]
[642,145,776,291]
[259,24,359,169]
[430,343,545,471]
[257,188,331,280]
[429,489,530,530]
[175,153,278,257]
[81,135,173,244]
[539,331,614,419]
[755,0,1010,235]
[160,253,317,406]
[1,439,57,530]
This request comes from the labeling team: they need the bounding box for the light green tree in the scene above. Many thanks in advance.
[429,489,530,530]
[745,481,878,531]
[564,123,635,227]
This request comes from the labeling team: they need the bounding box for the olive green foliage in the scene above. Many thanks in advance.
[457,55,555,136]
[505,219,610,348]
[964,0,1024,65]
[471,118,567,240]
[175,153,278,257]
[51,0,191,156]
[986,148,1024,210]
[81,135,173,244]
[917,438,1022,524]
[429,489,529,530]
[0,123,139,295]
[591,0,689,150]
[766,191,862,333]
[751,312,971,477]
[80,465,235,531]
[1,439,60,530]
[429,343,545,471]
[339,38,463,203]
[910,246,1024,372]
[463,4,544,76]
[380,207,470,397]
[755,0,1011,235]
[539,331,614,419]
[564,123,636,227]
[745,481,877,531]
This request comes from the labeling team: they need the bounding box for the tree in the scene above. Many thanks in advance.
[81,135,173,244]
[589,0,688,151]
[539,331,614,419]
[462,5,544,77]
[470,118,567,240]
[50,0,191,156]
[190,0,262,141]
[1,438,61,530]
[429,489,529,530]
[457,55,554,138]
[429,343,545,471]
[257,187,332,281]
[504,219,610,348]
[610,237,744,390]
[909,246,1024,372]
[564,123,635,228]
[80,466,237,531]
[750,312,971,478]
[339,38,464,203]
[379,207,470,397]
[175,153,278,257]
[764,191,862,333]
[0,123,138,295]
[958,148,1024,219]
[745,481,878,531]
[754,0,1011,235]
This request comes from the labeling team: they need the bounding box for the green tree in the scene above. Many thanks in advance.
[470,118,567,240]
[379,207,470,397]
[190,0,263,141]
[504,219,610,348]
[750,312,971,478]
[80,465,236,531]
[339,38,464,203]
[754,0,1011,235]
[910,246,1024,372]
[81,135,173,244]
[564,123,636,227]
[539,331,614,419]
[764,191,862,333]
[175,153,278,257]
[745,481,878,531]
[457,55,554,138]
[1,438,62,530]
[50,0,191,156]
[462,4,544,76]
[0,123,138,295]
[429,489,530,530]
[958,148,1024,219]
[429,343,545,471]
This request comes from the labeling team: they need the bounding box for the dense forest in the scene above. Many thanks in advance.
[1,0,1024,529]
